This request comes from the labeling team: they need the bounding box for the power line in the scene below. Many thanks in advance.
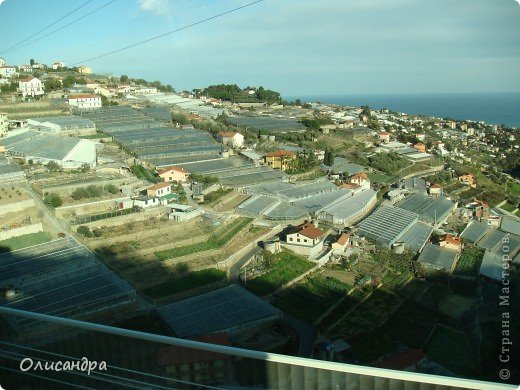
[70,0,264,66]
[0,0,95,55]
[2,0,118,56]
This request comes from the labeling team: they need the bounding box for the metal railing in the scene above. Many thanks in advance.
[0,306,515,390]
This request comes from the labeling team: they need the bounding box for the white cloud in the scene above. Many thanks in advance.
[0,0,6,6]
[136,0,171,15]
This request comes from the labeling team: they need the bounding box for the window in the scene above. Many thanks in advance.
[297,238,300,243]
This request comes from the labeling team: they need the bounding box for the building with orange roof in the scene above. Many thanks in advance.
[263,150,296,171]
[68,94,102,109]
[428,183,442,198]
[157,333,231,387]
[350,171,370,190]
[146,182,172,197]
[458,173,476,188]
[331,232,351,251]
[379,131,390,143]
[158,166,189,183]
[218,131,244,148]
[18,76,44,98]
[413,142,426,153]
[438,233,462,252]
[285,221,325,256]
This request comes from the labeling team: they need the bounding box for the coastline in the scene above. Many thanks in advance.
[284,92,520,128]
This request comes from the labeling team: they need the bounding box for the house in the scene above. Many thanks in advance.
[168,203,205,222]
[219,131,244,148]
[17,64,33,73]
[156,333,231,387]
[52,61,66,70]
[379,131,390,143]
[0,66,17,79]
[428,183,442,198]
[413,142,426,153]
[18,77,44,97]
[68,94,102,109]
[31,63,46,69]
[147,182,172,197]
[0,58,5,67]
[132,196,165,209]
[263,150,296,171]
[158,166,189,183]
[438,234,462,252]
[77,65,92,74]
[349,172,370,190]
[458,173,476,188]
[285,221,325,256]
[331,232,350,251]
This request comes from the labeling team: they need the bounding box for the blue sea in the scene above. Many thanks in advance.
[286,93,520,128]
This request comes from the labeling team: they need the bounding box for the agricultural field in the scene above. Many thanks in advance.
[246,250,315,296]
[453,246,484,278]
[154,217,253,261]
[500,202,517,212]
[0,231,52,252]
[91,216,261,299]
[278,274,351,323]
[319,286,371,331]
[367,172,395,184]
[142,268,226,299]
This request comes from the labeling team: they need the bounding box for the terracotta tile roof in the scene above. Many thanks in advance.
[294,222,324,240]
[336,232,350,246]
[429,183,442,189]
[219,131,237,138]
[148,182,171,191]
[376,349,426,370]
[439,234,461,246]
[156,333,230,366]
[158,166,188,175]
[264,150,296,158]
[69,94,99,99]
[351,172,368,181]
[379,131,390,136]
[339,183,361,190]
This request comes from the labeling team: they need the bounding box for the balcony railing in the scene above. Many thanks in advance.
[0,306,515,390]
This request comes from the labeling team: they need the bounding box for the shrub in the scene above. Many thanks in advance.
[105,184,119,194]
[77,225,94,238]
[43,193,63,208]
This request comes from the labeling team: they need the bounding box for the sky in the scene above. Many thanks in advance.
[0,0,519,96]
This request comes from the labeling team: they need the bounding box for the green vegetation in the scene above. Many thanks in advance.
[131,164,162,183]
[43,192,63,207]
[246,250,315,296]
[0,232,52,252]
[155,217,252,261]
[190,174,219,184]
[142,268,226,298]
[202,84,281,103]
[46,161,61,172]
[203,188,233,205]
[367,172,395,184]
[323,148,335,167]
[71,184,119,200]
[76,226,103,238]
[348,329,401,364]
[278,275,351,322]
[300,113,333,131]
[501,202,517,212]
[453,246,484,278]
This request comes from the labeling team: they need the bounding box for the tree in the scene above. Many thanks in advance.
[44,77,62,92]
[120,75,129,83]
[30,58,35,66]
[43,193,63,208]
[77,226,94,237]
[326,149,335,167]
[46,161,61,172]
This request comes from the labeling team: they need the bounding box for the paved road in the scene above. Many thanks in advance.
[282,313,318,358]
[229,245,262,282]
[21,184,68,234]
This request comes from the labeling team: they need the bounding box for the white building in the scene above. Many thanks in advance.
[32,63,46,69]
[17,64,33,73]
[219,131,244,148]
[0,66,17,79]
[52,61,66,70]
[168,203,205,222]
[68,94,102,109]
[0,58,6,67]
[284,221,325,257]
[18,77,44,97]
